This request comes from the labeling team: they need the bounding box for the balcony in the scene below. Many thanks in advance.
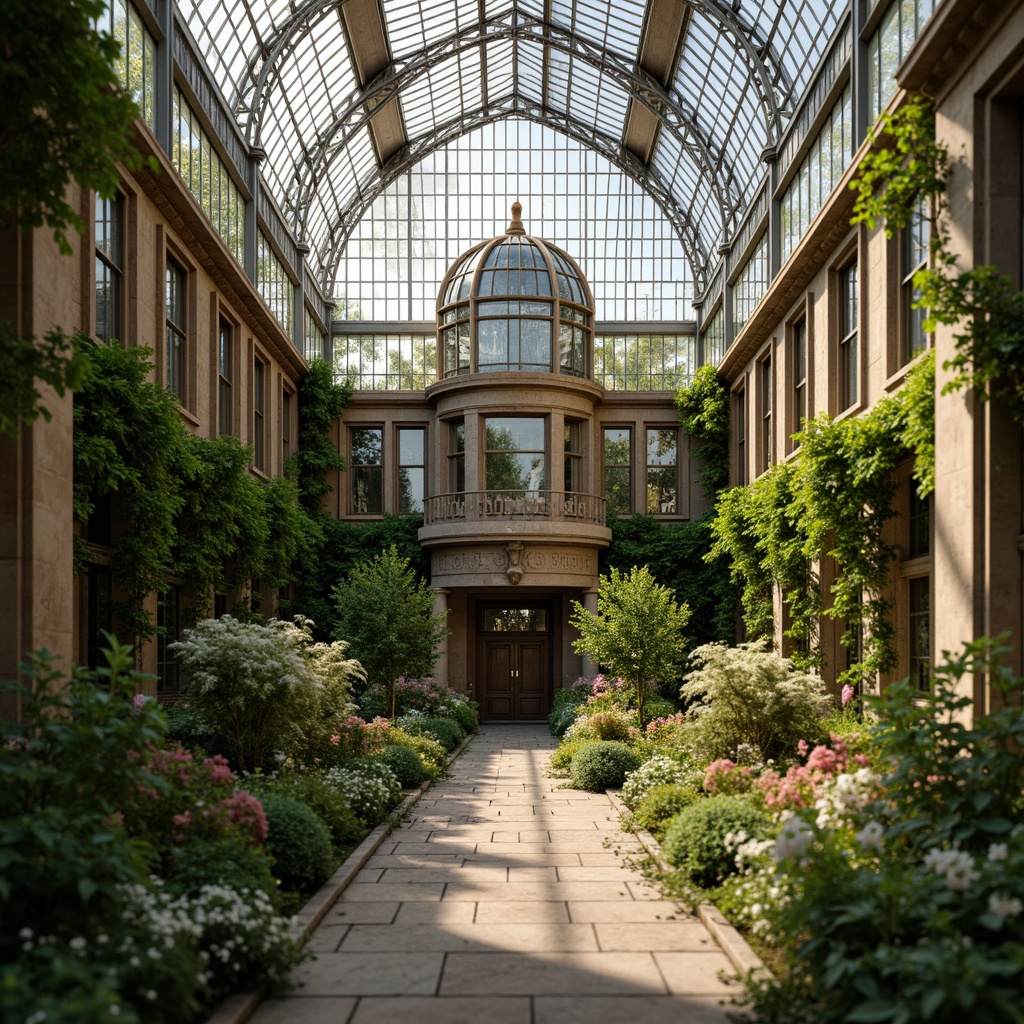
[422,490,606,528]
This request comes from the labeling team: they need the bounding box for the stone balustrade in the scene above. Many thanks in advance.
[422,490,606,527]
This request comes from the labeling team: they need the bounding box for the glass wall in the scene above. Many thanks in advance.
[701,306,725,366]
[336,333,435,389]
[172,86,246,265]
[868,0,938,122]
[484,418,546,494]
[593,334,696,390]
[732,233,769,332]
[257,231,294,340]
[97,0,156,131]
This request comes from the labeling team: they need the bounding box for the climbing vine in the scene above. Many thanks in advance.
[852,95,1024,424]
[674,364,730,499]
[293,358,353,515]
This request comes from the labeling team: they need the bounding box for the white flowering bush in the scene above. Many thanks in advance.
[324,760,402,826]
[681,642,831,764]
[620,753,703,809]
[734,638,1024,1024]
[171,616,364,772]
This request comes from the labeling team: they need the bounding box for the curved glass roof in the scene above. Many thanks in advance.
[180,0,845,299]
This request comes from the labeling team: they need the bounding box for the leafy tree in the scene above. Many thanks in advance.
[332,545,449,718]
[570,564,691,727]
[0,0,150,434]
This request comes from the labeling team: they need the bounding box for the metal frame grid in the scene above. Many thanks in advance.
[177,0,846,301]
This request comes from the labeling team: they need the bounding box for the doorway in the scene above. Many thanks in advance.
[475,602,553,721]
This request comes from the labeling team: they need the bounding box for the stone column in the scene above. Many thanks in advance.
[432,587,450,684]
[581,587,600,677]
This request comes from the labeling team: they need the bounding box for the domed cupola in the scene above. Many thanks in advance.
[436,203,594,379]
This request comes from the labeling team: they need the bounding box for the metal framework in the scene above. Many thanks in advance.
[180,0,844,297]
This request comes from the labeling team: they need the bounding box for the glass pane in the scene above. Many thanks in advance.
[646,428,677,466]
[486,417,545,451]
[398,467,423,514]
[486,452,545,492]
[351,427,382,464]
[398,427,424,465]
[482,607,549,632]
[352,466,382,514]
[520,319,551,367]
[647,467,677,514]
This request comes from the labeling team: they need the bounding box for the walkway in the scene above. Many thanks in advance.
[250,724,736,1024]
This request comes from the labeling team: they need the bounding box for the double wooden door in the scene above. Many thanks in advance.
[476,636,550,721]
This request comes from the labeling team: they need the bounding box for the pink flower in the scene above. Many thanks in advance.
[133,693,147,711]
[797,739,810,757]
[841,684,855,707]
[330,734,341,745]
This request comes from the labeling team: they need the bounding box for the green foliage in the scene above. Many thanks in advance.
[387,727,448,778]
[620,753,702,810]
[293,359,353,515]
[259,792,334,892]
[568,741,641,792]
[548,734,596,774]
[375,743,429,788]
[548,686,588,736]
[333,545,449,717]
[0,326,91,437]
[165,837,278,901]
[73,340,192,647]
[323,761,403,826]
[603,513,737,650]
[0,641,164,941]
[661,795,773,888]
[743,638,1024,1023]
[852,95,1024,425]
[170,616,364,773]
[570,564,691,727]
[397,715,466,751]
[674,363,730,498]
[681,642,831,764]
[445,697,480,735]
[632,783,701,838]
[901,350,936,498]
[246,770,365,849]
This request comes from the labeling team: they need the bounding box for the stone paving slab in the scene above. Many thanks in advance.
[261,724,734,1022]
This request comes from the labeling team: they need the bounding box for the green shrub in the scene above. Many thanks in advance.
[323,761,402,825]
[575,708,635,742]
[661,794,773,888]
[620,753,702,809]
[397,714,465,751]
[548,687,587,736]
[447,699,480,735]
[632,783,700,838]
[376,743,428,788]
[247,770,364,848]
[569,741,641,792]
[645,694,679,720]
[549,735,594,774]
[681,642,831,764]
[259,792,334,892]
[387,727,447,777]
[165,837,278,901]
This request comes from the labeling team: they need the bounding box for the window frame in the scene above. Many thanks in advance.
[165,257,187,401]
[603,426,632,517]
[350,425,384,515]
[901,196,930,366]
[94,191,124,344]
[757,349,773,476]
[838,260,859,412]
[218,319,234,436]
[397,425,426,514]
[253,355,267,472]
[790,316,808,451]
[645,425,679,515]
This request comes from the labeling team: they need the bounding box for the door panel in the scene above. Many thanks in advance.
[517,640,546,718]
[485,642,514,720]
[477,636,550,721]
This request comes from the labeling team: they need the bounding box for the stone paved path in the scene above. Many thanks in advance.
[250,724,736,1024]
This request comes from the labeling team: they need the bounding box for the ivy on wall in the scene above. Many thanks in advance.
[293,358,353,516]
[674,364,730,500]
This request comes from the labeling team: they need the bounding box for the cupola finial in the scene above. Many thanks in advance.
[507,201,525,235]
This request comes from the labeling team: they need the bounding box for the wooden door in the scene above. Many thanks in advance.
[477,636,551,721]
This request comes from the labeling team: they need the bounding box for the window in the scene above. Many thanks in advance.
[909,485,931,558]
[218,320,232,436]
[477,305,552,372]
[593,333,697,390]
[448,421,465,493]
[165,260,186,398]
[351,427,383,513]
[481,606,549,631]
[156,587,181,693]
[701,307,725,367]
[564,421,582,494]
[735,388,746,486]
[337,332,436,389]
[253,358,266,471]
[792,320,807,442]
[909,576,931,690]
[97,0,156,130]
[902,197,930,363]
[646,428,678,514]
[171,86,246,263]
[282,389,293,464]
[398,427,425,513]
[604,427,631,516]
[839,262,858,411]
[440,309,471,379]
[760,356,772,471]
[95,193,123,343]
[868,0,938,122]
[86,566,113,671]
[304,307,326,363]
[257,231,294,339]
[732,233,769,332]
[485,418,546,494]
[558,306,589,377]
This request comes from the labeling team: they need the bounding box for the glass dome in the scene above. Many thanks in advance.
[436,203,594,379]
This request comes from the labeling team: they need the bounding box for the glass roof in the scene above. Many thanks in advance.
[179,0,845,300]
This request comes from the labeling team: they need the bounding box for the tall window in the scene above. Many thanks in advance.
[909,485,931,558]
[351,427,383,513]
[909,576,931,691]
[95,193,123,344]
[218,320,232,436]
[760,356,772,471]
[257,230,294,339]
[839,262,858,410]
[701,307,725,367]
[792,320,807,442]
[646,429,678,514]
[253,358,266,471]
[564,421,582,494]
[398,428,425,513]
[732,388,745,486]
[448,421,465,492]
[868,0,938,122]
[485,418,545,494]
[304,307,326,363]
[97,0,156,130]
[604,427,631,516]
[282,390,293,464]
[902,197,930,363]
[733,234,769,332]
[156,587,181,693]
[165,260,186,398]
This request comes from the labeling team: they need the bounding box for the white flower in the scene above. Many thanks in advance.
[923,848,979,892]
[987,843,1009,862]
[855,821,885,852]
[69,936,87,951]
[19,927,33,940]
[988,893,1023,918]
[772,816,813,861]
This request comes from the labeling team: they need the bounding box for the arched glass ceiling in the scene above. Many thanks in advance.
[336,120,691,323]
[179,0,844,297]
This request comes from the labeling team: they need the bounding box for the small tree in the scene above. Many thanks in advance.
[332,545,449,719]
[570,565,690,728]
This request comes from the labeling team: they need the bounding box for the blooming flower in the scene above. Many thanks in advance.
[923,848,980,891]
[987,893,1023,918]
[855,821,884,852]
[987,843,1009,862]
[841,684,855,707]
[772,815,814,861]
[133,693,147,710]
